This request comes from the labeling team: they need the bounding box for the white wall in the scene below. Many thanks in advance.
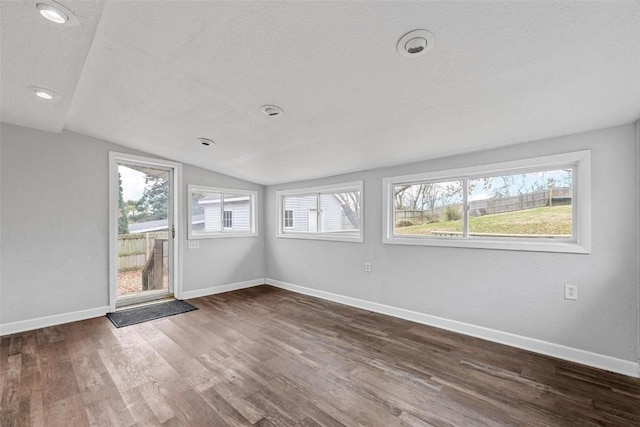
[0,123,265,327]
[265,124,639,367]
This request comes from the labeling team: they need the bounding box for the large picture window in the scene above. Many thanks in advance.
[188,185,257,239]
[383,151,590,253]
[276,181,363,242]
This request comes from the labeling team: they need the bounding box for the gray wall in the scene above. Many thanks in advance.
[182,168,264,292]
[0,123,265,325]
[1,121,638,365]
[265,123,639,363]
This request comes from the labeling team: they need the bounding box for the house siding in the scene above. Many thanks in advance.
[230,201,251,231]
[283,194,350,233]
[319,194,346,232]
[283,194,316,232]
[202,199,251,232]
[203,203,221,232]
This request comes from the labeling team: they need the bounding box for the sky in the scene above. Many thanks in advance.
[118,165,147,201]
[468,169,572,201]
[398,168,572,207]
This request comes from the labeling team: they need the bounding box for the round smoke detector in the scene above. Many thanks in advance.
[260,105,284,117]
[397,29,435,58]
[197,137,215,146]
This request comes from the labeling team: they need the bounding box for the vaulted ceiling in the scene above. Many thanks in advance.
[2,1,639,185]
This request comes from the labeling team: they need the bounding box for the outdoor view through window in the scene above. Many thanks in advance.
[282,191,361,237]
[117,164,170,299]
[394,168,573,239]
[188,186,256,238]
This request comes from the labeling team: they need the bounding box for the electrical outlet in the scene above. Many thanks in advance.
[187,240,199,249]
[565,285,578,300]
[364,262,372,272]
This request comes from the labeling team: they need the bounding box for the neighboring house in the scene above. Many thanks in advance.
[283,194,358,233]
[127,214,204,234]
[128,218,169,234]
[199,196,251,232]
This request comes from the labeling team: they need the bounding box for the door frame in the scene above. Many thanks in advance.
[108,152,183,312]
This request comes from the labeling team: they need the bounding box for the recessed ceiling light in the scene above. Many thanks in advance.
[397,30,435,58]
[34,1,79,26]
[37,3,67,23]
[197,137,215,146]
[261,105,284,117]
[29,86,59,100]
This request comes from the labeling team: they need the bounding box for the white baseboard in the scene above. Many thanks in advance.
[181,278,264,300]
[266,278,640,379]
[0,279,265,337]
[0,306,109,336]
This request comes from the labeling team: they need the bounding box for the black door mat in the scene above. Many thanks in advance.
[107,300,198,328]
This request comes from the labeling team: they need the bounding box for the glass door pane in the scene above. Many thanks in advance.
[116,163,172,305]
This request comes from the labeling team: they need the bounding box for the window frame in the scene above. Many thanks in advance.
[382,151,591,253]
[187,184,258,239]
[276,180,364,243]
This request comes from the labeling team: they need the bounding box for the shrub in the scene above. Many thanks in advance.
[445,206,461,221]
[395,219,414,227]
[424,214,440,224]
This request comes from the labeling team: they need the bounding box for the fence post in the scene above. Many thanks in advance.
[151,239,164,290]
[145,233,150,259]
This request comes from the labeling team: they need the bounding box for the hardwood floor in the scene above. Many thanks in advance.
[1,285,639,426]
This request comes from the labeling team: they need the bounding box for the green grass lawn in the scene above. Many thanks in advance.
[395,205,572,236]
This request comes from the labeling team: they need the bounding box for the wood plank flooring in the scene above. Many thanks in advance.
[1,285,639,426]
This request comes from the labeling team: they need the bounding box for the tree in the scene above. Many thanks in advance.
[478,169,571,198]
[137,174,169,221]
[335,192,360,228]
[190,191,205,217]
[394,182,462,215]
[124,199,141,219]
[118,173,129,234]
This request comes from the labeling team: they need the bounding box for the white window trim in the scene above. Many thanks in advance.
[382,151,591,253]
[109,152,183,310]
[276,180,364,243]
[187,184,258,239]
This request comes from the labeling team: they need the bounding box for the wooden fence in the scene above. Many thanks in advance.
[468,187,571,216]
[396,187,572,223]
[395,210,442,222]
[118,233,168,272]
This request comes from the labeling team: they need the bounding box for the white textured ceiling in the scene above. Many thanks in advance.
[2,1,639,185]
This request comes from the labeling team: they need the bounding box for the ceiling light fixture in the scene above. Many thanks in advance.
[261,105,284,117]
[34,1,79,26]
[36,3,67,23]
[29,86,59,100]
[397,29,435,58]
[197,137,215,146]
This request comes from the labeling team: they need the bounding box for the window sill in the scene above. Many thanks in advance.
[189,233,258,240]
[383,236,590,254]
[277,233,363,243]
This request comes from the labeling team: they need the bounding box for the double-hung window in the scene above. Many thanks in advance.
[277,181,363,242]
[383,151,590,253]
[188,185,258,239]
